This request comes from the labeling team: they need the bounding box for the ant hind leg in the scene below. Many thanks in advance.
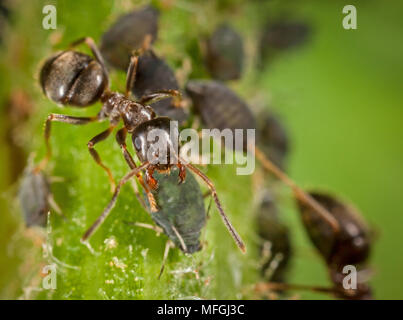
[35,114,97,173]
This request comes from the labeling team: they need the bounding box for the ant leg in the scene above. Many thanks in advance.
[116,128,158,211]
[139,90,182,106]
[116,127,137,169]
[35,114,97,172]
[145,166,158,190]
[125,51,140,97]
[81,163,149,243]
[158,240,175,279]
[88,126,116,192]
[183,160,246,253]
[69,37,107,75]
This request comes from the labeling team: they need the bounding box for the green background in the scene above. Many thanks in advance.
[0,0,402,299]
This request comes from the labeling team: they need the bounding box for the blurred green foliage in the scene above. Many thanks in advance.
[0,0,402,299]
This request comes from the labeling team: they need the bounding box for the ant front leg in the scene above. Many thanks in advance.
[87,126,116,193]
[145,166,158,190]
[35,114,97,172]
[116,128,158,211]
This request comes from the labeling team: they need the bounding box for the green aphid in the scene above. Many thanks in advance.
[149,167,207,254]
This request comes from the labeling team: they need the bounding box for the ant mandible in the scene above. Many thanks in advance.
[36,37,246,253]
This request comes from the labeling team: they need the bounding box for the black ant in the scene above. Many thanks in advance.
[36,37,245,253]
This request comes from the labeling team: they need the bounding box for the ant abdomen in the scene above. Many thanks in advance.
[40,50,108,107]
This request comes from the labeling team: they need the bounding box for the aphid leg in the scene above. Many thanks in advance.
[81,163,149,244]
[251,145,340,233]
[183,160,246,253]
[124,221,163,236]
[69,37,108,76]
[139,89,182,106]
[171,225,188,253]
[88,126,116,192]
[47,193,64,219]
[158,240,175,279]
[254,282,337,297]
[116,127,157,211]
[34,114,97,172]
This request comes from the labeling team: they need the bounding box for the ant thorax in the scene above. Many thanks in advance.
[99,91,156,131]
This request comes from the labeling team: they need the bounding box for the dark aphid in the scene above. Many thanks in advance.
[257,190,291,283]
[259,21,311,64]
[17,166,62,227]
[185,80,257,152]
[297,191,372,299]
[255,191,373,300]
[297,192,371,269]
[4,89,35,182]
[257,111,289,170]
[205,24,244,81]
[37,37,245,254]
[149,167,206,254]
[128,166,206,277]
[18,169,50,227]
[100,5,159,71]
[131,50,188,123]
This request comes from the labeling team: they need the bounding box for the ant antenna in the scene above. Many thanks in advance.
[251,145,340,232]
[184,161,246,253]
[81,162,150,243]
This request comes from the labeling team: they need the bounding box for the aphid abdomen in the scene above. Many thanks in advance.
[18,169,50,227]
[186,80,257,152]
[40,51,107,107]
[148,168,206,253]
[100,5,159,70]
[132,51,188,123]
[206,24,244,81]
[257,112,289,170]
[297,192,371,267]
[257,191,292,282]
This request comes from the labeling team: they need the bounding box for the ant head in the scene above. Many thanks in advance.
[40,50,108,107]
[132,117,178,170]
[297,191,371,268]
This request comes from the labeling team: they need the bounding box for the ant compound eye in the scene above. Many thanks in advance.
[134,136,143,151]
